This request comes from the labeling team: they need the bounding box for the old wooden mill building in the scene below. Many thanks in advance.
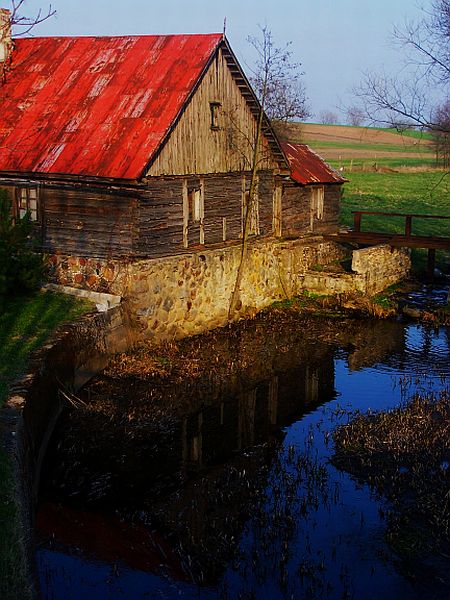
[0,11,343,258]
[0,8,367,338]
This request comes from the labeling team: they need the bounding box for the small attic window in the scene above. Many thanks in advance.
[210,102,221,130]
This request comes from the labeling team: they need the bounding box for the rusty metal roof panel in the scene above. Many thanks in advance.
[281,142,346,185]
[0,34,223,179]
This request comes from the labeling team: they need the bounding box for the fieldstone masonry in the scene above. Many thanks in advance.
[302,245,411,296]
[47,238,411,341]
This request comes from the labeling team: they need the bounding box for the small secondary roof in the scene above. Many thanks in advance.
[282,142,346,185]
[0,34,223,179]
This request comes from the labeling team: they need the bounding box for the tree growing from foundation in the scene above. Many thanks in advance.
[228,26,307,317]
[248,28,309,124]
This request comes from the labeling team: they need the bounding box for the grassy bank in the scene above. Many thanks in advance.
[340,170,450,272]
[0,290,93,600]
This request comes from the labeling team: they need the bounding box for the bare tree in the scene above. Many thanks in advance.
[353,0,450,132]
[432,97,450,166]
[229,26,303,317]
[1,1,55,78]
[346,105,366,127]
[248,26,309,123]
[318,110,339,125]
[8,1,54,35]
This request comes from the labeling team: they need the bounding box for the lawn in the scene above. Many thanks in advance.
[0,290,93,600]
[329,157,439,170]
[0,290,93,407]
[340,170,450,271]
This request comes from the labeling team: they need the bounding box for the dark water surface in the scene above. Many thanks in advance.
[36,314,450,599]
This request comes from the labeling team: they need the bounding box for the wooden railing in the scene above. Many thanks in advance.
[352,211,450,237]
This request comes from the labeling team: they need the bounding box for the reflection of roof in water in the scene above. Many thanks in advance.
[37,502,188,580]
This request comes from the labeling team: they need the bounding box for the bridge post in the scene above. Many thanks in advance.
[427,248,436,281]
[405,216,412,237]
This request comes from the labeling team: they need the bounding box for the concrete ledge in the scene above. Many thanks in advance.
[43,283,122,312]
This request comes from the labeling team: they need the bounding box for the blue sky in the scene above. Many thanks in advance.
[11,0,430,120]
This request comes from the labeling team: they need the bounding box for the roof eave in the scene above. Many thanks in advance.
[220,37,289,173]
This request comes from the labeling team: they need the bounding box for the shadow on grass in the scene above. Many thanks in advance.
[0,290,93,406]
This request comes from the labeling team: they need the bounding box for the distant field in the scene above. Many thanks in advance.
[282,122,436,167]
[279,123,449,271]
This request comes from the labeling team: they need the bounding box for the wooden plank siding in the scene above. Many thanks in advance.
[136,171,276,257]
[2,169,276,261]
[42,187,137,258]
[135,178,184,257]
[281,182,341,238]
[147,47,278,177]
[1,175,341,261]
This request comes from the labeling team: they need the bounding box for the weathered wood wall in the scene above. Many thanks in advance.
[314,186,341,235]
[135,178,184,257]
[1,168,277,260]
[147,47,278,176]
[1,175,340,261]
[42,187,137,258]
[136,171,276,257]
[281,182,341,238]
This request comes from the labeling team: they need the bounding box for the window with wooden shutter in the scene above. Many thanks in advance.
[311,186,324,220]
[16,187,39,222]
[242,176,259,237]
[189,188,203,222]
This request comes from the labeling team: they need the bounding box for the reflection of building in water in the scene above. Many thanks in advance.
[181,357,334,471]
[346,320,406,371]
[38,350,335,584]
[346,320,449,377]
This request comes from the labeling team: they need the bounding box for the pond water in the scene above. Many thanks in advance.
[36,314,450,599]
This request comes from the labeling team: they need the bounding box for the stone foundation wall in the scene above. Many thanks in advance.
[351,245,411,294]
[46,241,411,342]
[47,238,347,340]
[301,245,411,296]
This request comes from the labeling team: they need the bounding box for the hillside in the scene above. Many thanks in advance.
[279,122,435,167]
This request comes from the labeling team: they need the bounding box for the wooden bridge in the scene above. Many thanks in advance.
[325,211,450,278]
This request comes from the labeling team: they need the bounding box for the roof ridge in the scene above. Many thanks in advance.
[15,32,224,41]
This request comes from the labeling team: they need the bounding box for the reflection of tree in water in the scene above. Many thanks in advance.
[230,443,333,597]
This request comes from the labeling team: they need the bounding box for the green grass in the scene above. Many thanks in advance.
[0,290,93,600]
[382,127,434,141]
[341,170,450,272]
[310,140,432,154]
[329,157,439,170]
[0,290,93,407]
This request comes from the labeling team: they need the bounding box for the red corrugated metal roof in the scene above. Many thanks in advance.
[281,142,346,185]
[0,34,223,179]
